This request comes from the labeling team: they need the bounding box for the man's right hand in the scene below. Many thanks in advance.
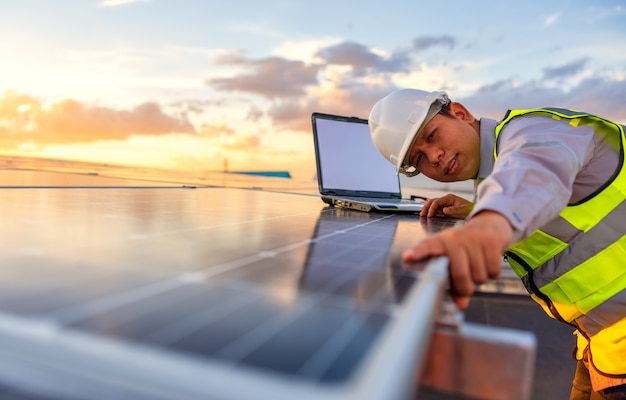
[403,210,512,309]
[420,194,473,218]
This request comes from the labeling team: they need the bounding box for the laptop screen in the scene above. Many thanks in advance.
[313,113,401,195]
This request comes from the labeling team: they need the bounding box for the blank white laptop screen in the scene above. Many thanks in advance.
[315,117,401,195]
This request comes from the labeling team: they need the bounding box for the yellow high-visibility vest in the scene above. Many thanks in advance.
[494,108,626,376]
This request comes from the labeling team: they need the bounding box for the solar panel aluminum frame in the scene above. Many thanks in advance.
[0,257,450,400]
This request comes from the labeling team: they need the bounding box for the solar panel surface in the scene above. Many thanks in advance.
[0,169,459,400]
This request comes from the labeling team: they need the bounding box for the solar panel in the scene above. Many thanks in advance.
[0,170,461,400]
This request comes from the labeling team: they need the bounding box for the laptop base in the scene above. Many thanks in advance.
[323,196,422,213]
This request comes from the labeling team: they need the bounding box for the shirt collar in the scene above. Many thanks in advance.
[477,117,498,181]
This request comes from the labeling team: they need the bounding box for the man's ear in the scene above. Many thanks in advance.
[449,102,475,123]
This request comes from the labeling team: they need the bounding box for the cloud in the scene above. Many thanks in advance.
[195,121,260,151]
[206,38,623,138]
[584,5,626,23]
[544,12,561,28]
[412,35,456,51]
[267,82,399,132]
[197,123,235,138]
[198,125,260,152]
[246,106,264,122]
[207,52,320,98]
[0,91,195,149]
[205,41,416,131]
[563,77,626,121]
[263,65,626,134]
[222,134,260,150]
[460,76,626,123]
[315,41,411,76]
[542,57,589,81]
[98,0,151,7]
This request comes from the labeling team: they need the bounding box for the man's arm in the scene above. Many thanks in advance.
[403,210,513,309]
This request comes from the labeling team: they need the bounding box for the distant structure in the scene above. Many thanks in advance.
[227,171,291,179]
[222,157,290,179]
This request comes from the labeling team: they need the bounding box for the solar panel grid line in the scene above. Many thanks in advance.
[121,210,319,240]
[165,299,293,362]
[300,235,400,303]
[298,268,388,304]
[0,267,164,318]
[195,213,395,280]
[236,306,387,382]
[69,285,272,359]
[299,221,407,309]
[294,313,366,379]
[301,268,376,303]
[215,265,397,320]
[141,289,256,346]
[312,244,387,274]
[0,231,153,264]
[303,237,393,268]
[300,213,394,239]
[64,284,236,340]
[347,271,399,308]
[211,298,316,362]
[193,253,270,281]
[229,272,396,318]
[47,279,187,325]
[319,244,390,269]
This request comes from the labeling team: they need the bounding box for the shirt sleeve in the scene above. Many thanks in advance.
[468,115,595,243]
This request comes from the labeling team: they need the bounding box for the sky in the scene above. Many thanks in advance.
[1,0,625,180]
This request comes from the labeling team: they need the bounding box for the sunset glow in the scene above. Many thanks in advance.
[1,1,625,181]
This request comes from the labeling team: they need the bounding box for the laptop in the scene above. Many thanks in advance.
[312,112,425,213]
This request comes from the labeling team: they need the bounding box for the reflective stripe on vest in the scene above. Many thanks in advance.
[494,108,626,376]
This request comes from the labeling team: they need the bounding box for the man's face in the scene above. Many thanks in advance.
[405,102,480,182]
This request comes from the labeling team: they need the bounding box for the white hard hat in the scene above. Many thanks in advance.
[368,88,449,176]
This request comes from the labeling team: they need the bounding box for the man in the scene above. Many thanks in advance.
[368,88,626,399]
